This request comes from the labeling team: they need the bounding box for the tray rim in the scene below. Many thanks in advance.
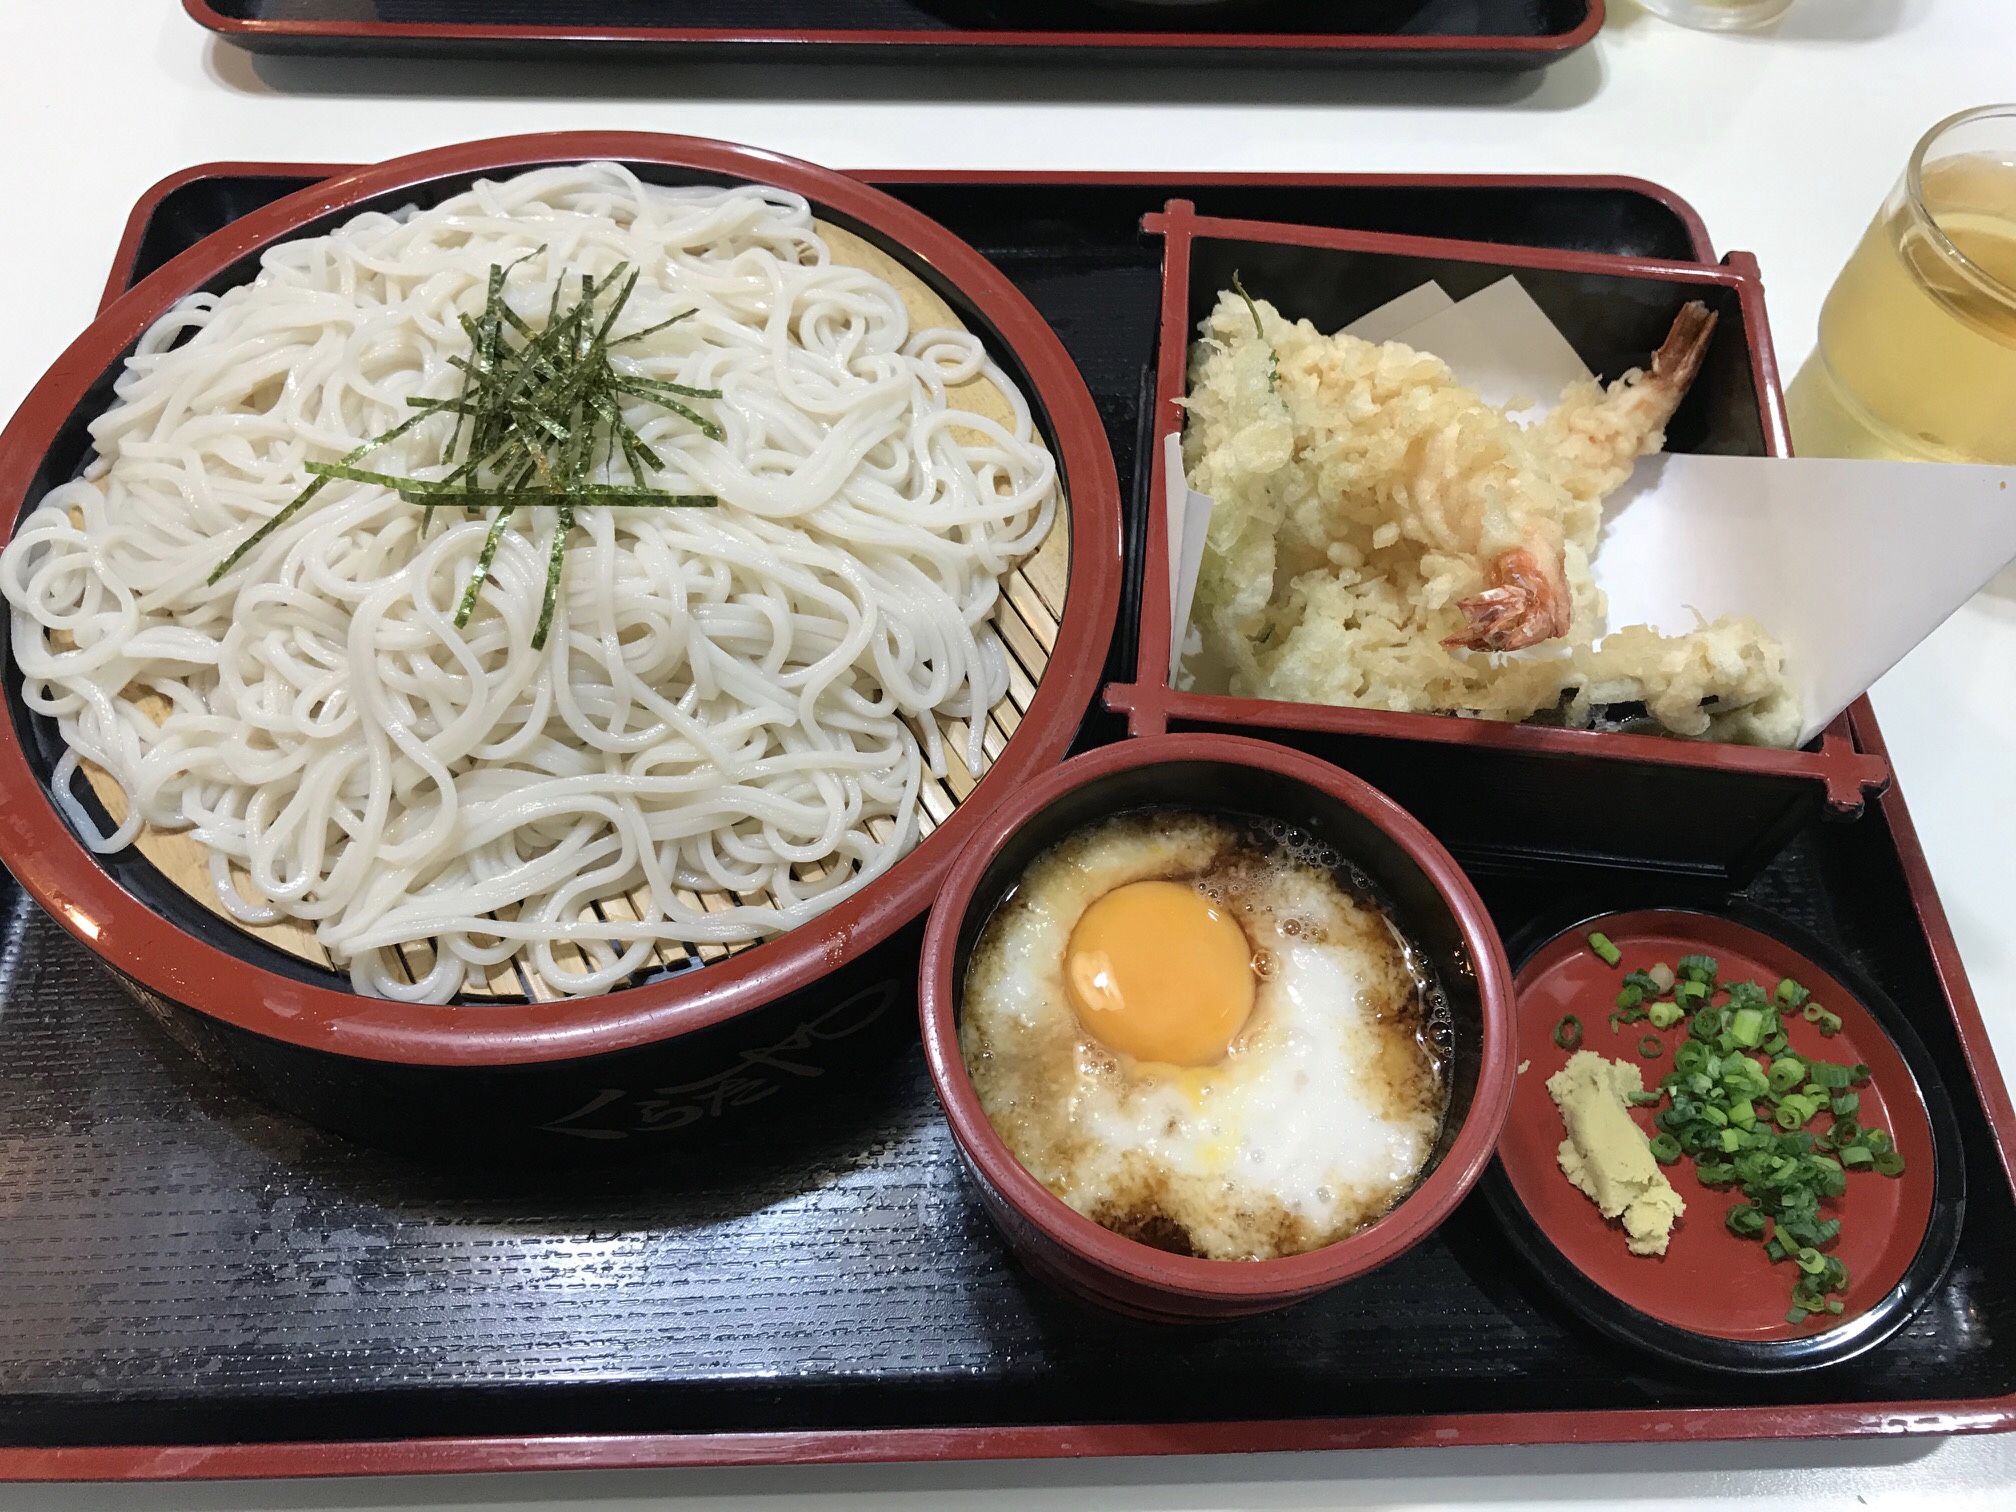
[1,160,2010,1483]
[181,0,1607,62]
[100,163,1724,311]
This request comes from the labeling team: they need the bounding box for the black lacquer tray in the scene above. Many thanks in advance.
[183,0,1603,72]
[0,164,2011,1481]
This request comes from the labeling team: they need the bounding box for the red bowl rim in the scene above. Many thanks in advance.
[0,131,1121,1069]
[916,732,1518,1302]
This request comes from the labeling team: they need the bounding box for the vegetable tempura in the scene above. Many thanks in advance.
[1181,291,1800,746]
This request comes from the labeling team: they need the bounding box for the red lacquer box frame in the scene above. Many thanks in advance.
[1108,200,1891,881]
[0,161,2009,1482]
[183,0,1605,72]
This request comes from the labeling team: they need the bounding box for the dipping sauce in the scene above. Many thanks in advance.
[960,810,1449,1261]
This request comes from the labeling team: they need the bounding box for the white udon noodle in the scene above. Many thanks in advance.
[1,163,1058,1003]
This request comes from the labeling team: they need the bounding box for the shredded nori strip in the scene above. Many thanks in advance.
[209,252,719,648]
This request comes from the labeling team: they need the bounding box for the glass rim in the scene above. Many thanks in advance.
[1904,103,2016,308]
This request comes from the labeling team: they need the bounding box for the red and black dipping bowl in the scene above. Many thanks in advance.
[917,733,1518,1322]
[0,132,1121,1161]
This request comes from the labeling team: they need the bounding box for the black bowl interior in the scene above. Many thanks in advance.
[3,157,1076,1004]
[948,757,1488,1180]
[1188,234,1769,461]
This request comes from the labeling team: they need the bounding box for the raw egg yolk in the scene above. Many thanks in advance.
[1063,879,1256,1066]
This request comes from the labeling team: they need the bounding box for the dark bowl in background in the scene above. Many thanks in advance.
[917,732,1516,1321]
[0,132,1122,1161]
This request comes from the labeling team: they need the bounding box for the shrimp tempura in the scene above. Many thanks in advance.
[1180,291,1797,747]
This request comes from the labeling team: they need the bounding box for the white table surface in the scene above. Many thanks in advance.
[3,0,2014,1506]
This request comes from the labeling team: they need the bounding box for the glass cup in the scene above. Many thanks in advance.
[1634,0,1796,31]
[1786,106,2016,464]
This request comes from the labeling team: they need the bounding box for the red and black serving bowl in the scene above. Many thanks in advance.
[917,733,1517,1321]
[0,132,1121,1161]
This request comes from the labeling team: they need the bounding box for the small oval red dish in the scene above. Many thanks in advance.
[1487,907,1964,1373]
[917,733,1517,1323]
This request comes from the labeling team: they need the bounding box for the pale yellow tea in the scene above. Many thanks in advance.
[1788,153,2016,464]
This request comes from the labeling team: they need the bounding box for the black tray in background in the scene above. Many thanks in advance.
[187,0,1602,71]
[0,168,2010,1466]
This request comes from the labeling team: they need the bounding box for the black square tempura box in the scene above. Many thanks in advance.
[1105,201,1891,885]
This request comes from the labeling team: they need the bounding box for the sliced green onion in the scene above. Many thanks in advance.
[1768,1057,1807,1094]
[1588,932,1622,968]
[1723,979,1770,1012]
[1726,1204,1768,1239]
[1553,1014,1583,1051]
[1560,966,1895,1322]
